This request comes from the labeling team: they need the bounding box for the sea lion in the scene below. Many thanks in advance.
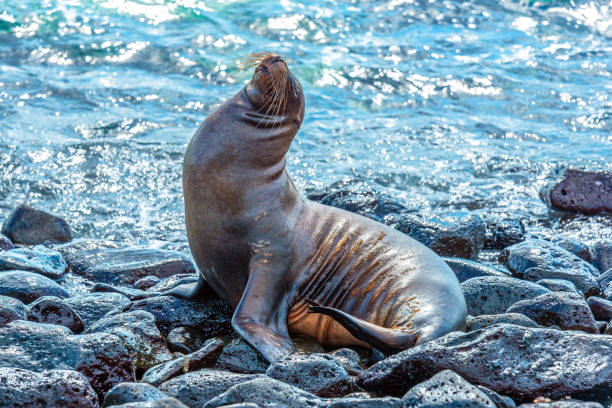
[170,53,466,362]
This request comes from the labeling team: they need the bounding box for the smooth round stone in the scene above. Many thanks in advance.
[0,245,67,279]
[2,204,73,245]
[539,169,612,214]
[0,270,69,304]
[63,292,130,328]
[0,234,13,251]
[586,296,612,322]
[466,313,539,331]
[135,276,161,290]
[535,279,578,293]
[0,295,26,327]
[102,382,171,407]
[26,295,85,333]
[443,257,510,283]
[215,335,269,374]
[591,240,612,273]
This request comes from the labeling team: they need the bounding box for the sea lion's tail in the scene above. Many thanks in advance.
[305,299,420,354]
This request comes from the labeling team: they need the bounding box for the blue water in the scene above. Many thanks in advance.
[0,0,610,253]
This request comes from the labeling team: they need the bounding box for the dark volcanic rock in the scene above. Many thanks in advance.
[0,270,69,303]
[166,326,208,353]
[266,353,353,398]
[479,212,525,250]
[402,370,495,408]
[55,239,196,286]
[135,276,162,290]
[444,257,510,283]
[466,313,539,331]
[141,338,224,386]
[397,212,486,259]
[596,269,612,290]
[548,237,592,263]
[357,324,612,403]
[215,335,269,374]
[93,282,148,300]
[88,310,173,373]
[0,367,98,408]
[0,233,13,250]
[0,320,135,399]
[0,246,67,279]
[535,279,578,293]
[500,239,599,295]
[0,294,26,327]
[460,276,550,315]
[102,382,171,407]
[307,178,409,223]
[203,377,322,408]
[506,292,598,333]
[587,296,612,321]
[107,399,188,408]
[26,295,85,333]
[63,292,130,328]
[122,295,232,337]
[329,348,364,375]
[323,396,402,407]
[477,386,516,408]
[147,274,199,293]
[2,204,73,245]
[540,168,612,214]
[591,240,612,273]
[159,369,265,408]
[518,401,604,408]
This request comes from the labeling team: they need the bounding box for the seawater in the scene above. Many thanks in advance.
[0,0,610,253]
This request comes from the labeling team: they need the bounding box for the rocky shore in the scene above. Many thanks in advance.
[0,169,610,408]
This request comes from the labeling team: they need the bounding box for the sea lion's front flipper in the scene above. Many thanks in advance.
[306,299,420,354]
[231,258,294,363]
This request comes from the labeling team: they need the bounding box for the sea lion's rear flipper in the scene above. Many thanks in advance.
[306,299,420,354]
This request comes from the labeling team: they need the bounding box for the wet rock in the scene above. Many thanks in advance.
[540,168,612,214]
[596,269,612,291]
[135,276,161,290]
[546,237,592,263]
[0,245,67,279]
[159,369,264,408]
[444,257,510,283]
[604,283,612,302]
[461,276,550,315]
[166,326,207,353]
[506,292,598,333]
[518,401,604,408]
[2,204,73,245]
[500,239,599,295]
[0,294,26,327]
[141,338,224,386]
[266,353,353,398]
[479,212,525,250]
[587,296,612,321]
[323,396,402,407]
[0,233,13,250]
[88,310,173,374]
[596,321,608,333]
[94,282,148,300]
[402,370,495,408]
[215,335,270,374]
[397,212,486,259]
[107,399,188,408]
[476,386,516,408]
[203,377,322,408]
[63,292,130,328]
[466,313,539,331]
[591,240,612,273]
[0,320,135,399]
[26,295,85,333]
[606,322,612,335]
[534,279,578,293]
[0,367,98,408]
[0,270,69,303]
[330,348,364,375]
[102,382,171,407]
[357,324,612,403]
[122,295,232,337]
[307,178,409,223]
[147,274,199,293]
[55,239,196,286]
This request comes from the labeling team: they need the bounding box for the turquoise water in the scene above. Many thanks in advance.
[0,0,610,252]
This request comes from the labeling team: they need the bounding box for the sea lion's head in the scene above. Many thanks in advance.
[243,53,305,132]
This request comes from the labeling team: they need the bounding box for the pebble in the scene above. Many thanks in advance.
[102,382,171,407]
[397,211,486,259]
[586,296,612,322]
[548,237,592,263]
[402,370,495,408]
[0,270,69,303]
[323,396,402,407]
[141,338,225,386]
[357,323,612,403]
[0,320,135,399]
[540,168,612,214]
[159,369,265,408]
[2,204,73,245]
[0,367,98,408]
[0,245,67,279]
[107,399,188,408]
[443,257,510,283]
[63,292,130,328]
[591,240,612,273]
[26,295,85,333]
[55,239,196,286]
[466,313,539,331]
[534,279,578,293]
[88,310,174,374]
[266,353,353,398]
[135,276,162,290]
[460,276,550,315]
[506,292,599,333]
